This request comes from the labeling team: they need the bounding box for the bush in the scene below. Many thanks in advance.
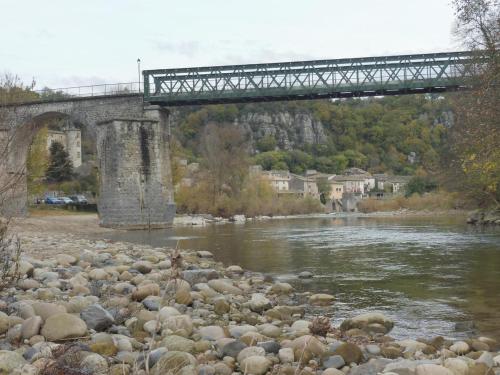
[358,191,464,213]
[0,219,22,291]
[176,177,323,217]
[405,176,438,197]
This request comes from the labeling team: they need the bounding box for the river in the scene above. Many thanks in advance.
[102,214,500,341]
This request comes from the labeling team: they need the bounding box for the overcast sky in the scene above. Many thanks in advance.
[1,0,461,89]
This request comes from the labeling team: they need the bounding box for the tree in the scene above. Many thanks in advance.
[317,177,331,204]
[46,141,73,182]
[256,135,277,152]
[405,176,438,197]
[200,123,250,203]
[444,0,500,206]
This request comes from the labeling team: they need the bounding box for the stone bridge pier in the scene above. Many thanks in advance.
[97,107,176,228]
[0,95,176,228]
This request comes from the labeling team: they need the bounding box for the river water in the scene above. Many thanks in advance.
[102,214,500,341]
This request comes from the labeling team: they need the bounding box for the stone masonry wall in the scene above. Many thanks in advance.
[96,117,175,229]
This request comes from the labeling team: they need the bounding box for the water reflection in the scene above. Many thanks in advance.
[102,215,500,340]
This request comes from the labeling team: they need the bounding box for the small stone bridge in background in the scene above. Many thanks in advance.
[0,51,481,228]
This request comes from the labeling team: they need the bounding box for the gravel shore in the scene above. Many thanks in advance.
[0,215,498,375]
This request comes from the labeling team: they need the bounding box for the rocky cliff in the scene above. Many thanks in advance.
[234,111,328,150]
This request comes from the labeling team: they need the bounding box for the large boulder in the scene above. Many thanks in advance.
[80,304,115,331]
[290,335,327,364]
[240,356,271,375]
[237,346,266,363]
[161,335,195,353]
[340,312,394,335]
[265,306,305,322]
[249,293,272,313]
[132,283,160,301]
[32,302,67,321]
[415,364,454,375]
[181,269,219,285]
[199,325,226,341]
[41,313,87,341]
[21,316,43,339]
[332,342,363,364]
[163,315,193,336]
[443,358,469,375]
[208,279,243,295]
[0,350,27,373]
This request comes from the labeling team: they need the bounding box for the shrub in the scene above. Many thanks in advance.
[175,177,323,217]
[0,219,22,292]
[358,191,464,213]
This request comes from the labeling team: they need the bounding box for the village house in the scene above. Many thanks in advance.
[261,170,291,192]
[374,174,411,195]
[327,176,344,200]
[331,174,367,195]
[289,173,320,198]
[47,128,82,168]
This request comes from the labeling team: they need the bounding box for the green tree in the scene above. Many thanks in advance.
[256,135,277,152]
[405,176,438,197]
[46,141,73,182]
[316,177,331,204]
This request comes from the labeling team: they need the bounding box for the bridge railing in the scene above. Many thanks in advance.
[143,51,483,105]
[0,82,142,105]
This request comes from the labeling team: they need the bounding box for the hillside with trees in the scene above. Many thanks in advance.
[172,95,451,177]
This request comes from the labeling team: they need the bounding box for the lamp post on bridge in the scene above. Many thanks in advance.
[137,58,141,92]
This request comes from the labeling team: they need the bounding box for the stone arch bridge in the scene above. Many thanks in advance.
[0,94,175,228]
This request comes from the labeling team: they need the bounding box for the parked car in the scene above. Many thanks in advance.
[60,197,73,204]
[69,195,88,204]
[45,197,64,204]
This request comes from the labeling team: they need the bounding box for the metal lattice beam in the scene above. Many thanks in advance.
[143,51,483,106]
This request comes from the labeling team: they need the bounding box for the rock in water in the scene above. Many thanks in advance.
[309,293,335,306]
[41,313,87,341]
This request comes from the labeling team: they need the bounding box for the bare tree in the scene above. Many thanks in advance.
[199,123,250,204]
[445,0,500,206]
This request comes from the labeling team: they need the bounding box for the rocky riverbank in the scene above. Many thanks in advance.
[467,209,500,226]
[0,230,499,375]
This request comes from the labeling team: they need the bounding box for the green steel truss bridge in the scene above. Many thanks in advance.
[143,51,479,106]
[1,51,483,107]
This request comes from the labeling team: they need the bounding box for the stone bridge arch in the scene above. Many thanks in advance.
[0,94,175,228]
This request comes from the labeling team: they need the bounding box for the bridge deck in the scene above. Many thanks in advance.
[143,51,479,106]
[1,51,482,107]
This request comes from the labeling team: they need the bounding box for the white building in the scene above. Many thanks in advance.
[261,170,291,192]
[47,128,82,168]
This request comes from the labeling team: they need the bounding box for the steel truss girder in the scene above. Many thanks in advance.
[143,51,484,106]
